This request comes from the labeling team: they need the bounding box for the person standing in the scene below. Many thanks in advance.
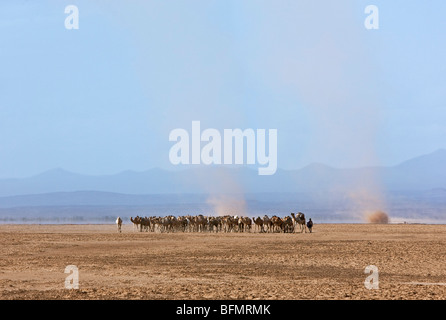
[307,218,313,233]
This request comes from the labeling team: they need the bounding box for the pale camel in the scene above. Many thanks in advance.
[116,216,122,233]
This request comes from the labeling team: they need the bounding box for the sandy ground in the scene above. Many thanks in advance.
[0,223,445,300]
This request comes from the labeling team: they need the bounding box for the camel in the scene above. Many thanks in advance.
[237,216,245,232]
[262,215,272,233]
[208,216,221,233]
[177,216,188,232]
[152,216,163,232]
[140,216,151,232]
[183,215,193,232]
[237,216,252,233]
[195,215,207,232]
[130,216,141,232]
[242,216,252,232]
[166,215,178,233]
[282,216,293,233]
[116,216,122,233]
[291,212,306,233]
[271,215,283,232]
[221,215,236,233]
[163,216,171,232]
[252,216,264,233]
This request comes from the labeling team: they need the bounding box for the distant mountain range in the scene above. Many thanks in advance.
[0,149,445,197]
[0,149,445,223]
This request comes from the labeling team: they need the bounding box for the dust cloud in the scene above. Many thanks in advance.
[366,210,389,224]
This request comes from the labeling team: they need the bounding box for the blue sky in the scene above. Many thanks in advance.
[0,0,445,178]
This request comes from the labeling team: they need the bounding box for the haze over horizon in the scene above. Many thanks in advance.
[10,147,446,179]
[1,136,445,224]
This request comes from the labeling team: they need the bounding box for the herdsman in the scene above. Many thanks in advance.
[307,218,313,233]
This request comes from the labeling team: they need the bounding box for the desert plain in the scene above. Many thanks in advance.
[0,223,445,300]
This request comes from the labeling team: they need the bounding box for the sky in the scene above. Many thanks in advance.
[0,0,445,178]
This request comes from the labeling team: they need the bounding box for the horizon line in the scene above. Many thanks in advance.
[2,148,445,180]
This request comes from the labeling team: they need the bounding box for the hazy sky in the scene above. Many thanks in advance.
[0,0,445,178]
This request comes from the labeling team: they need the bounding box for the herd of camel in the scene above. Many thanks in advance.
[117,213,311,234]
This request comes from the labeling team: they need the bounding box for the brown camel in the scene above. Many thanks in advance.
[252,216,264,233]
[130,216,141,232]
[271,215,283,233]
[282,216,293,233]
[291,212,306,233]
[263,215,272,233]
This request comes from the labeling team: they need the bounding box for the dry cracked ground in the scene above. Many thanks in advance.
[1,223,445,300]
